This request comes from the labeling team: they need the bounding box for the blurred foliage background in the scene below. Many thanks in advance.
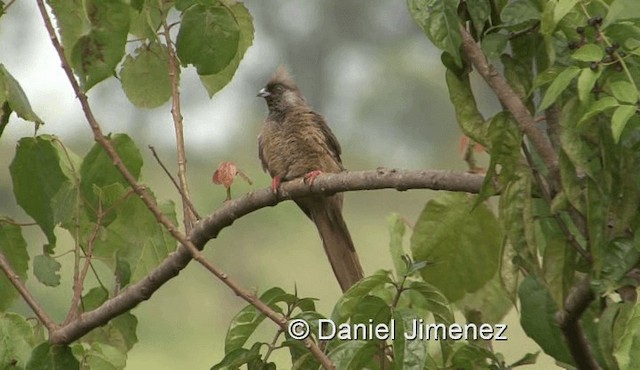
[0,0,555,368]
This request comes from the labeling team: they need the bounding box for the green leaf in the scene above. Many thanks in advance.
[484,112,522,191]
[613,292,640,369]
[92,184,177,284]
[128,0,165,39]
[26,343,79,370]
[500,0,541,27]
[392,309,429,370]
[84,343,126,370]
[33,254,61,287]
[387,213,407,279]
[445,69,488,146]
[456,271,513,324]
[211,346,262,370]
[571,44,604,62]
[110,313,138,351]
[80,133,143,221]
[609,80,639,104]
[410,192,503,302]
[466,0,491,34]
[577,67,601,103]
[82,287,108,312]
[69,0,130,90]
[120,42,172,108]
[604,0,640,27]
[0,313,35,369]
[579,96,620,125]
[500,168,538,274]
[539,0,556,36]
[200,2,254,97]
[451,344,501,369]
[406,280,454,359]
[599,302,622,370]
[331,270,393,324]
[351,296,390,329]
[0,64,44,127]
[611,104,637,143]
[530,65,564,95]
[519,275,573,365]
[481,33,509,61]
[10,136,75,246]
[176,3,240,75]
[592,238,640,294]
[46,0,88,63]
[538,66,580,111]
[407,0,462,66]
[0,221,29,311]
[225,287,287,353]
[327,340,377,370]
[510,351,540,367]
[539,216,575,307]
[554,0,579,25]
[502,54,532,100]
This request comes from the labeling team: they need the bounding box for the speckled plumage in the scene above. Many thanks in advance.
[257,66,364,292]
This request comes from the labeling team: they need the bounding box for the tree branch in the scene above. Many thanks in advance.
[458,25,559,180]
[0,251,57,331]
[36,2,332,366]
[148,145,201,220]
[49,169,484,345]
[556,277,601,370]
[162,19,196,232]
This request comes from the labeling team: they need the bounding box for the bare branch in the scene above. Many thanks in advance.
[0,251,57,331]
[149,145,201,220]
[161,19,196,231]
[192,168,485,243]
[48,169,483,366]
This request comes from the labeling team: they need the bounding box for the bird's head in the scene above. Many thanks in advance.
[258,65,307,112]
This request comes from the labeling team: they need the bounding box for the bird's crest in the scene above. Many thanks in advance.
[269,65,297,89]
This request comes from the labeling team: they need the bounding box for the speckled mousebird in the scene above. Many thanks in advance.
[257,66,364,292]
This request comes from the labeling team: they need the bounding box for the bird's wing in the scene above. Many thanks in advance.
[309,112,343,165]
[257,131,268,172]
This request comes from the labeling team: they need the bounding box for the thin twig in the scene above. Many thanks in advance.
[64,201,104,325]
[161,19,196,232]
[36,2,333,367]
[0,251,57,331]
[0,219,37,227]
[2,0,16,13]
[148,145,201,220]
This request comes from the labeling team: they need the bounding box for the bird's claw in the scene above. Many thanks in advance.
[304,170,323,186]
[271,176,281,194]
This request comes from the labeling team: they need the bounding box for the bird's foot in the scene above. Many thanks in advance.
[271,176,281,194]
[303,170,323,186]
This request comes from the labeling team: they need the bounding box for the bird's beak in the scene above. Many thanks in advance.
[257,88,270,98]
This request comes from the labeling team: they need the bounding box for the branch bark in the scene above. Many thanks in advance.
[0,252,57,331]
[48,169,485,345]
[161,19,196,232]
